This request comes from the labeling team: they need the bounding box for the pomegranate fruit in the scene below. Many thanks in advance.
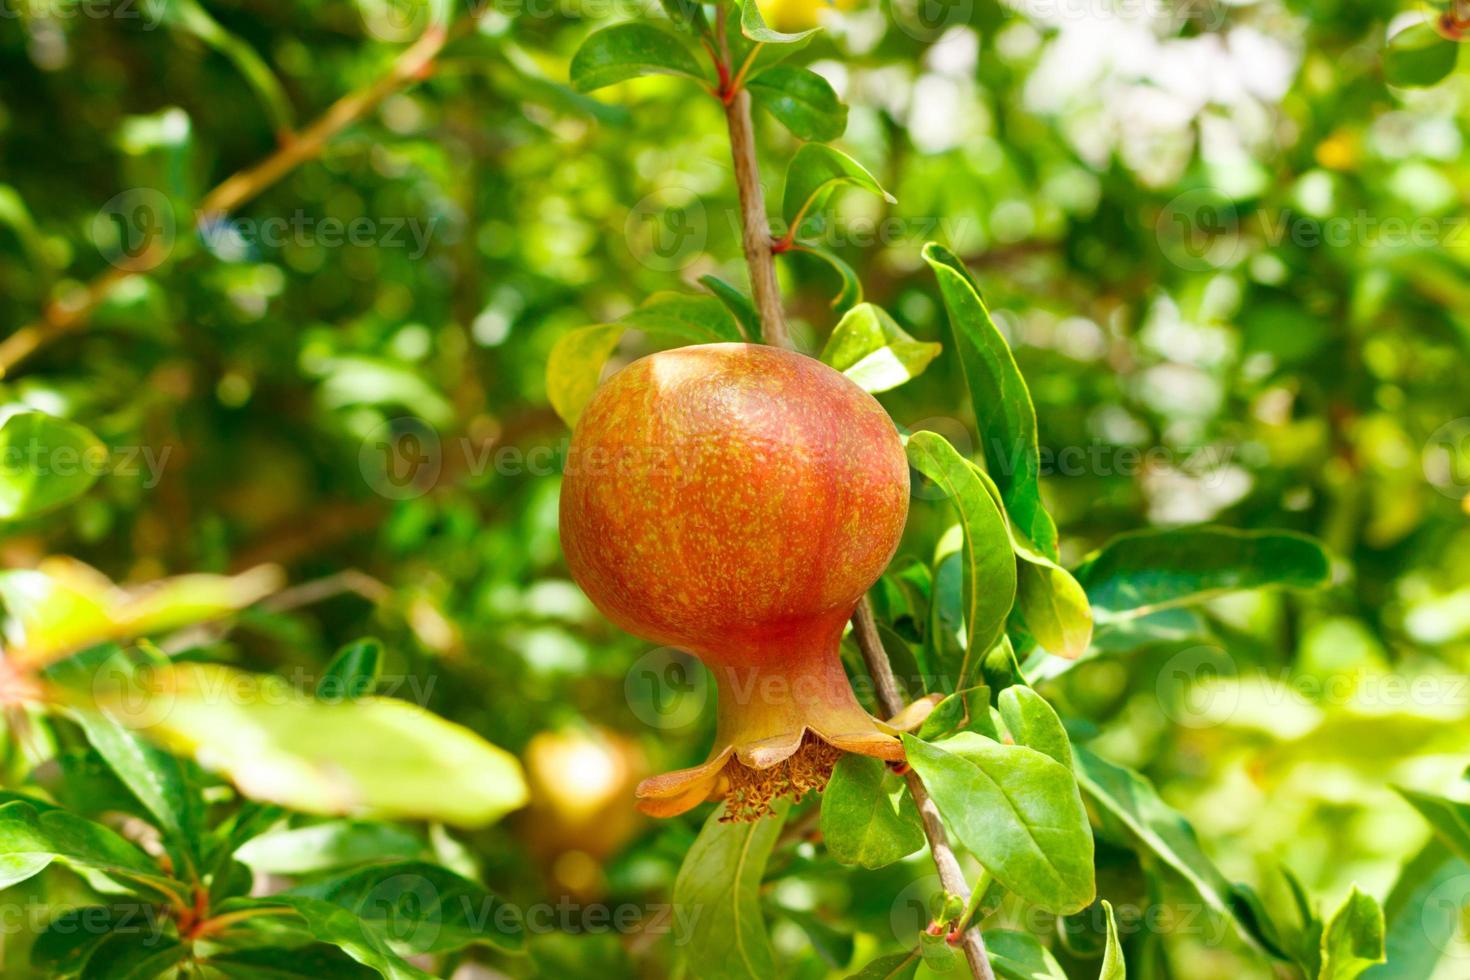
[559,343,910,819]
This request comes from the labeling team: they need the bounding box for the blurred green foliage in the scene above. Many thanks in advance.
[1,0,1469,977]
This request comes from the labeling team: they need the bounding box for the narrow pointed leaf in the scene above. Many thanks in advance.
[792,243,864,311]
[318,637,383,700]
[1100,900,1125,979]
[1395,787,1470,863]
[700,274,761,341]
[782,144,894,238]
[906,431,1016,687]
[1074,745,1257,945]
[922,242,1058,558]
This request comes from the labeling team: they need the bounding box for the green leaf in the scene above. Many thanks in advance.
[76,931,186,980]
[569,23,706,93]
[0,411,105,521]
[749,65,847,141]
[98,663,528,828]
[846,949,920,979]
[782,143,894,240]
[318,637,383,700]
[916,686,994,741]
[621,290,744,342]
[997,686,1072,770]
[1320,886,1386,980]
[820,303,941,393]
[0,558,279,669]
[902,733,1094,914]
[284,859,523,954]
[1100,900,1125,979]
[1384,23,1460,88]
[791,243,864,311]
[672,801,787,980]
[547,323,626,427]
[1072,526,1333,623]
[725,5,812,83]
[214,895,435,980]
[547,292,743,426]
[67,707,203,877]
[921,242,1058,559]
[740,0,819,43]
[984,929,1068,980]
[819,755,925,869]
[30,906,151,978]
[1396,787,1470,863]
[919,925,962,973]
[965,462,1089,659]
[1073,746,1241,932]
[1014,550,1093,660]
[203,945,379,979]
[1365,840,1470,980]
[236,820,425,874]
[659,0,710,34]
[906,431,1017,687]
[0,801,179,901]
[700,274,762,342]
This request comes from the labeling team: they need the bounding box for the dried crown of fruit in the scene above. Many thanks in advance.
[559,343,911,819]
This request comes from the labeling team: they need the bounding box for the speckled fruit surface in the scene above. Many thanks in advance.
[558,343,911,818]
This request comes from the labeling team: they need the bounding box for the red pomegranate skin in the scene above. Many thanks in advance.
[559,343,910,817]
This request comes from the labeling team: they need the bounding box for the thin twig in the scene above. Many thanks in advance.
[0,19,471,378]
[724,92,788,347]
[854,599,997,980]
